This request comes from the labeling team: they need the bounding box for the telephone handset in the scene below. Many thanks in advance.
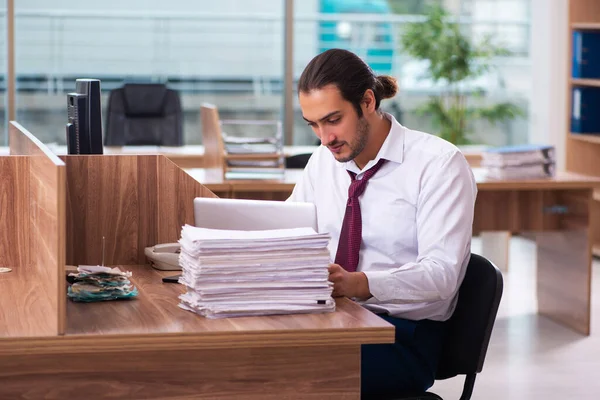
[144,243,181,271]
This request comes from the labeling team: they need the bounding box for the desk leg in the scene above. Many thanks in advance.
[536,229,591,335]
[480,231,511,272]
[0,345,360,399]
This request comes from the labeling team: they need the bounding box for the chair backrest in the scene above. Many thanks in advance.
[435,253,503,380]
[285,153,312,169]
[104,83,183,146]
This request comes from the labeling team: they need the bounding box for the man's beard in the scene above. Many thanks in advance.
[335,117,369,163]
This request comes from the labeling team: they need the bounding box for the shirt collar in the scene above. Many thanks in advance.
[339,112,405,173]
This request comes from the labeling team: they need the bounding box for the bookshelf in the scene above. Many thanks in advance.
[570,133,600,144]
[571,22,600,30]
[571,78,600,87]
[567,0,600,256]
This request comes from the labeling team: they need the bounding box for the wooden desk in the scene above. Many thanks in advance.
[186,167,600,197]
[1,266,393,399]
[185,167,600,336]
[0,145,319,169]
[1,125,394,400]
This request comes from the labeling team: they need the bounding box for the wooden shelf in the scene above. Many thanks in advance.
[572,23,600,30]
[224,153,282,161]
[569,133,600,144]
[572,78,600,87]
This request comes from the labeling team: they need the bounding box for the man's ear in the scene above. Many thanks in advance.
[361,89,376,115]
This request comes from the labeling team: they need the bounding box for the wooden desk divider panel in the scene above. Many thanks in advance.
[62,154,217,267]
[535,189,592,335]
[472,190,591,234]
[0,156,29,270]
[474,186,593,335]
[1,122,66,337]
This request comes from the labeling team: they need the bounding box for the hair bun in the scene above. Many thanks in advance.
[376,75,399,99]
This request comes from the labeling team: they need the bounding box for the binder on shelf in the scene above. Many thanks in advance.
[482,144,556,180]
[572,30,600,79]
[571,86,600,133]
[482,144,555,167]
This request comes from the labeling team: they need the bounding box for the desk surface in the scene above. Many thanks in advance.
[0,145,318,157]
[62,265,394,350]
[0,144,485,157]
[186,167,600,192]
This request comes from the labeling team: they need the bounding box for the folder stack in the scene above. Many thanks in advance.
[177,225,335,319]
[481,144,556,180]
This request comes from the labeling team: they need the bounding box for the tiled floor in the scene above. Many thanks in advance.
[429,236,599,399]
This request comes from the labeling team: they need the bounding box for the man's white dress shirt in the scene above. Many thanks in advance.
[288,113,477,321]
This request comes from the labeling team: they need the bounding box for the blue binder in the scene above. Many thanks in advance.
[571,86,600,133]
[572,30,600,79]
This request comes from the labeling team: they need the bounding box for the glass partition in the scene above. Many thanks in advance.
[14,0,285,145]
[293,0,531,147]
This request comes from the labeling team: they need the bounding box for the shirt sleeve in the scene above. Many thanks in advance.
[363,150,477,305]
[286,153,317,203]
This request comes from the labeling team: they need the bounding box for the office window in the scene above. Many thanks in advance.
[14,0,285,145]
[293,0,402,145]
[460,0,531,145]
[293,0,531,147]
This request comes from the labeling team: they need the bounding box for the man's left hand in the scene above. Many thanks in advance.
[328,264,372,300]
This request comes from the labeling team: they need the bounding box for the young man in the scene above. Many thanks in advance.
[288,49,477,398]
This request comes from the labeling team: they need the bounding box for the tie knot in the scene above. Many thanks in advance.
[347,158,387,199]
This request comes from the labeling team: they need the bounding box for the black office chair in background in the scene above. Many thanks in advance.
[284,139,320,169]
[395,253,504,400]
[104,83,183,146]
[285,153,312,169]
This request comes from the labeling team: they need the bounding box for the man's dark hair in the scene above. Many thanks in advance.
[298,49,398,118]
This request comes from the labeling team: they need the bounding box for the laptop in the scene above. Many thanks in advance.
[193,197,318,231]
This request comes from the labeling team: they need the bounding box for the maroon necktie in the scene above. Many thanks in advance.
[334,158,387,272]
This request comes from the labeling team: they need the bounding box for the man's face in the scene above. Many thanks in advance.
[299,84,369,163]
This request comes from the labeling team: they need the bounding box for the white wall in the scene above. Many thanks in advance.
[529,0,568,170]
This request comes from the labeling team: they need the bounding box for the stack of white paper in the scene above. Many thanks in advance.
[177,225,335,319]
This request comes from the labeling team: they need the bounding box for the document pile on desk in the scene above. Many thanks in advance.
[177,225,335,318]
[67,265,138,302]
[482,144,556,179]
[222,133,285,180]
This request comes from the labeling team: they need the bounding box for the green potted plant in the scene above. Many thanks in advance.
[399,4,525,145]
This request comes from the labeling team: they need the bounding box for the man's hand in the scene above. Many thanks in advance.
[328,264,372,300]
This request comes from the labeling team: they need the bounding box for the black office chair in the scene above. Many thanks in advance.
[285,153,312,169]
[104,83,183,146]
[396,253,504,400]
